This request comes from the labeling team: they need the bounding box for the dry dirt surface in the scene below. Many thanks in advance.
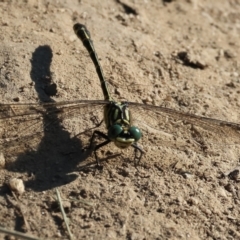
[1,0,240,239]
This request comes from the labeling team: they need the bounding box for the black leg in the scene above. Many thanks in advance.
[90,130,109,147]
[131,143,144,166]
[90,130,111,165]
[90,116,103,128]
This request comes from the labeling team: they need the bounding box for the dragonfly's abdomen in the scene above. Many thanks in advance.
[73,23,111,101]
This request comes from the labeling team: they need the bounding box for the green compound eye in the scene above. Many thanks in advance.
[108,124,123,140]
[129,126,142,141]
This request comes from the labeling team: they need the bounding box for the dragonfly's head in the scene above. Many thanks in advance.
[107,124,142,149]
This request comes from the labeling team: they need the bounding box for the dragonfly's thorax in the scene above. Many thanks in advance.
[104,102,142,149]
[104,101,131,128]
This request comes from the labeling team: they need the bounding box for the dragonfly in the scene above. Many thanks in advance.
[1,23,240,167]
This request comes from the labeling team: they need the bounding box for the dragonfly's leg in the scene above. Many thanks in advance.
[91,116,103,128]
[90,130,111,165]
[94,139,111,166]
[131,143,144,166]
[90,130,108,147]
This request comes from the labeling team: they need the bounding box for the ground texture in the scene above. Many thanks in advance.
[1,0,240,239]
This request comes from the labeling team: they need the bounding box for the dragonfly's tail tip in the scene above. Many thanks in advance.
[73,23,85,31]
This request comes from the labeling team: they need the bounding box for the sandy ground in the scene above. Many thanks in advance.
[1,0,240,239]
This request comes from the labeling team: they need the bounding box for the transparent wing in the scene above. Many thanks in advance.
[2,99,240,161]
[0,100,107,156]
[130,102,240,150]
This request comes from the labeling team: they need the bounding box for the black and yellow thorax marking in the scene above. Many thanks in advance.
[104,102,131,129]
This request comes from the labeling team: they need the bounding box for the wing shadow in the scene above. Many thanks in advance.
[5,45,91,191]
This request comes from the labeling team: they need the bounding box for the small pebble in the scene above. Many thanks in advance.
[231,72,239,77]
[115,88,122,96]
[59,8,66,13]
[228,167,240,181]
[224,49,236,58]
[8,178,25,195]
[217,187,227,198]
[56,50,63,55]
[182,172,193,179]
[143,96,153,104]
[202,207,212,216]
[81,223,92,229]
[188,197,199,205]
[62,200,71,209]
[224,183,235,193]
[0,152,5,168]
[13,97,20,102]
[49,28,55,33]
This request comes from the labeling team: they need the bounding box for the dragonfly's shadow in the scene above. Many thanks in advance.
[30,45,57,102]
[6,46,89,191]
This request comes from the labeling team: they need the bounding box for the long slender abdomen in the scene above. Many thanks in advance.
[73,23,112,101]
